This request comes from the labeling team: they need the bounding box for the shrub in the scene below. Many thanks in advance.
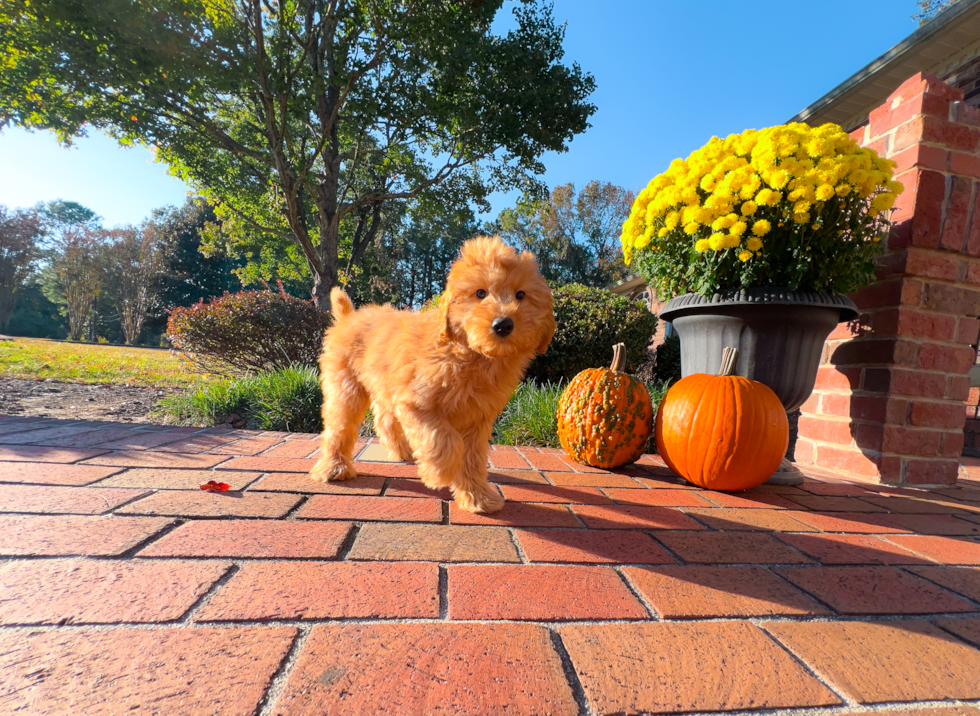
[525,283,656,383]
[167,284,331,374]
[653,333,682,384]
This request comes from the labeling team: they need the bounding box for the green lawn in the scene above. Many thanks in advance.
[0,337,211,390]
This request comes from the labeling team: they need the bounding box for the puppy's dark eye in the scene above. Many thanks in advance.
[515,291,525,301]
[476,289,487,299]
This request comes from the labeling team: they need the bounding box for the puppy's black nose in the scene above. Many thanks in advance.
[492,317,514,337]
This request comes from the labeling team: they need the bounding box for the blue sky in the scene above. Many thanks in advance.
[0,0,920,227]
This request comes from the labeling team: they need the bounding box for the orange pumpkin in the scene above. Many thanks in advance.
[655,347,788,491]
[557,343,653,468]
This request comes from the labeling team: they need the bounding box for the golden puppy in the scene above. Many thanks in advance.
[310,236,555,513]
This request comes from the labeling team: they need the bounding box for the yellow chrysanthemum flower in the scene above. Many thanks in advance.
[806,138,830,158]
[815,184,835,201]
[756,188,781,206]
[620,121,904,292]
[871,192,896,211]
[768,169,790,189]
[711,214,736,231]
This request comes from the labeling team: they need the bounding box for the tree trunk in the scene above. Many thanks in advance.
[312,273,332,312]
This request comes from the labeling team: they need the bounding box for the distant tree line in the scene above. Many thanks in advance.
[0,178,634,346]
[0,198,244,345]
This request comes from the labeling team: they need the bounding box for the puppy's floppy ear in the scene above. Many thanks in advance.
[437,291,455,343]
[536,312,556,355]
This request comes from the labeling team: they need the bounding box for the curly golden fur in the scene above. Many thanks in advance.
[310,236,556,513]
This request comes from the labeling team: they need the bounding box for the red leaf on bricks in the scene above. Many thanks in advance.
[200,480,231,492]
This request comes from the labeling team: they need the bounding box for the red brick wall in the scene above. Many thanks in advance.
[796,73,980,486]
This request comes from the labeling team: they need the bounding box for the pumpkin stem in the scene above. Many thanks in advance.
[719,346,739,376]
[610,343,626,372]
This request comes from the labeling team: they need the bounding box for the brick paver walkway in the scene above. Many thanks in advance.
[1,415,980,715]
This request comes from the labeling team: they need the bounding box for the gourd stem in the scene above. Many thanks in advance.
[610,343,626,372]
[719,346,739,376]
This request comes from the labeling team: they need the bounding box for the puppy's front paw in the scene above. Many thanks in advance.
[453,484,505,514]
[310,456,356,482]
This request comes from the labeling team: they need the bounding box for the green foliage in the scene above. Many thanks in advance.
[0,205,43,331]
[166,285,332,374]
[2,0,597,308]
[5,284,66,338]
[493,381,565,448]
[159,367,665,451]
[147,198,244,321]
[496,181,634,288]
[525,284,657,383]
[653,334,682,384]
[632,197,888,298]
[388,211,485,308]
[639,377,671,454]
[158,365,323,433]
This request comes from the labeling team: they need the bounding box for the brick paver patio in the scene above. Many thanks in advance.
[2,415,980,714]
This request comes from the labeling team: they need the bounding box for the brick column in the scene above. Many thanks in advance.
[796,73,980,486]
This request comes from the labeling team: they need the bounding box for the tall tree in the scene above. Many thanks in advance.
[0,206,42,332]
[103,224,168,345]
[149,198,243,309]
[37,200,99,245]
[391,211,482,308]
[43,226,107,341]
[1,0,597,311]
[36,201,105,340]
[497,180,635,288]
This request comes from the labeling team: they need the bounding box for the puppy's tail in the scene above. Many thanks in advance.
[330,287,355,321]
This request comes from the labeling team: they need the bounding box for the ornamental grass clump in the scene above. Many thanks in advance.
[622,122,904,297]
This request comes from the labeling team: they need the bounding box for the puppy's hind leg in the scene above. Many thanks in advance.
[311,368,368,482]
[372,404,414,462]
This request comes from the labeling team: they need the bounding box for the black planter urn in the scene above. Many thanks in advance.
[658,288,858,412]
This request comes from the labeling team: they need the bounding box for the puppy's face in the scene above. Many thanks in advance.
[441,236,555,359]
